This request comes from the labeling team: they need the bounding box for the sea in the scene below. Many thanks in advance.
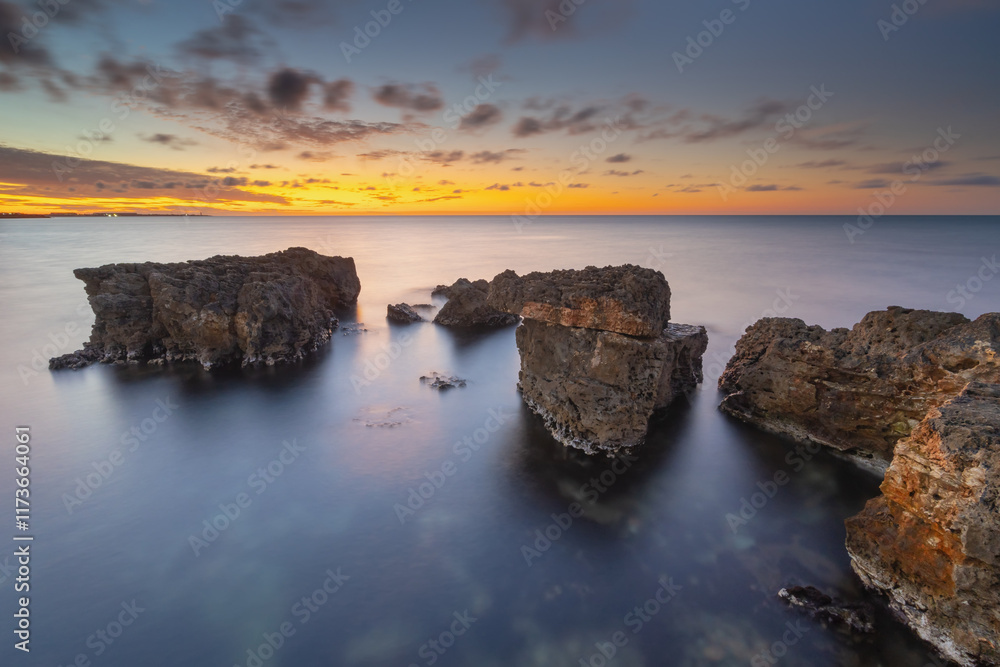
[0,215,997,667]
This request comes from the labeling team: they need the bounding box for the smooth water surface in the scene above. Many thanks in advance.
[1,215,998,666]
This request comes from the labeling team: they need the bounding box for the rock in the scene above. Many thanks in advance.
[488,265,671,338]
[845,382,1000,667]
[420,372,467,390]
[777,585,875,635]
[387,303,422,323]
[718,307,1000,470]
[432,277,519,328]
[50,247,360,370]
[515,319,707,454]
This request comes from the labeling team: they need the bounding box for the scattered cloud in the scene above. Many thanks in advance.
[373,82,443,112]
[460,104,503,130]
[139,133,198,150]
[606,153,631,163]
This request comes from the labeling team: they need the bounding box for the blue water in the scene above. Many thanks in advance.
[0,215,997,666]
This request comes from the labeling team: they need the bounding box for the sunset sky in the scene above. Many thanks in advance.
[1,0,998,215]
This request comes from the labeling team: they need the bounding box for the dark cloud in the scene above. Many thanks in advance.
[683,100,787,143]
[323,79,353,112]
[267,68,314,111]
[175,15,271,64]
[568,183,589,188]
[0,144,286,204]
[606,153,631,163]
[250,164,278,169]
[485,183,511,191]
[298,151,334,162]
[854,179,892,189]
[928,173,1000,187]
[796,159,848,169]
[140,133,198,150]
[460,104,503,130]
[206,166,237,174]
[512,104,605,137]
[357,149,403,160]
[373,83,443,112]
[470,149,525,163]
[866,160,949,174]
[422,150,464,165]
[605,170,643,177]
[745,184,803,192]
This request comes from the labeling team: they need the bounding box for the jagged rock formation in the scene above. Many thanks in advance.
[432,277,519,328]
[488,265,706,454]
[845,382,1000,667]
[50,247,360,370]
[387,303,422,323]
[718,307,1000,470]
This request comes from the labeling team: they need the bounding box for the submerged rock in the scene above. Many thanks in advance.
[420,372,467,390]
[387,303,423,323]
[50,247,360,370]
[432,277,519,328]
[845,382,1000,667]
[718,307,1000,471]
[490,265,706,455]
[777,585,875,635]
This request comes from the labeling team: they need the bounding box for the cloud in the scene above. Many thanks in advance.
[796,159,848,169]
[357,149,404,160]
[175,15,271,64]
[298,151,334,162]
[0,144,287,204]
[250,164,279,169]
[606,153,631,163]
[460,104,503,130]
[928,173,1000,187]
[470,149,525,163]
[140,133,198,150]
[323,79,353,112]
[605,169,643,177]
[745,184,802,192]
[485,183,511,191]
[373,83,443,112]
[422,150,464,165]
[462,54,502,80]
[568,183,589,188]
[206,166,237,173]
[682,100,787,143]
[854,179,892,189]
[866,160,949,174]
[267,68,315,111]
[512,104,604,137]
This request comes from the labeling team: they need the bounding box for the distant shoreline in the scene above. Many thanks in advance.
[0,213,210,219]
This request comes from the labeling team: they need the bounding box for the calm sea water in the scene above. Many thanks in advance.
[1,215,997,667]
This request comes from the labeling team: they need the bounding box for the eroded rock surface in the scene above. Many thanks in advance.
[50,247,360,370]
[718,307,1000,470]
[490,266,706,455]
[432,277,518,328]
[488,265,671,337]
[387,303,422,323]
[845,382,1000,667]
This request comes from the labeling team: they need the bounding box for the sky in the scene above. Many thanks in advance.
[0,0,998,215]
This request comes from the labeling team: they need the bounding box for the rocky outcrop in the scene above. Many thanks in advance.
[489,266,706,454]
[718,307,1000,470]
[777,585,875,635]
[489,265,670,337]
[387,303,422,323]
[845,382,1000,667]
[432,277,519,328]
[50,247,360,370]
